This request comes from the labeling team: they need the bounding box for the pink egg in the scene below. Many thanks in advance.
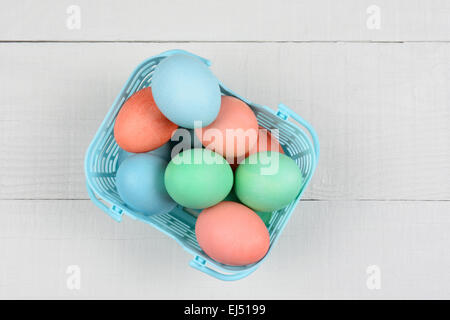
[248,127,284,155]
[195,201,270,266]
[195,96,258,160]
[230,127,284,171]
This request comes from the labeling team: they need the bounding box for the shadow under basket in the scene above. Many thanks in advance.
[84,49,319,281]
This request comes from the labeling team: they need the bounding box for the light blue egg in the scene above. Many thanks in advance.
[116,142,171,168]
[151,54,221,129]
[116,154,176,216]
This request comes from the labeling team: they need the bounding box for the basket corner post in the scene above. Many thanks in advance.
[189,256,257,281]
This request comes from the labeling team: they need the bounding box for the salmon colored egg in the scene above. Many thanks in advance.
[195,96,258,160]
[249,127,284,155]
[114,87,178,153]
[195,201,270,266]
[230,127,284,171]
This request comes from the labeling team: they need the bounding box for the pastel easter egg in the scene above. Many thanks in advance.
[195,201,270,266]
[230,127,284,171]
[195,95,258,160]
[116,154,176,215]
[114,87,178,153]
[151,54,221,129]
[235,151,303,212]
[164,148,233,209]
[248,127,284,155]
[224,188,273,225]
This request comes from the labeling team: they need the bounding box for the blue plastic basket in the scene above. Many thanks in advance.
[84,49,319,281]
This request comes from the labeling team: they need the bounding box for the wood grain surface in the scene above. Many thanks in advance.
[1,0,450,41]
[0,1,449,299]
[1,43,449,200]
[0,200,449,299]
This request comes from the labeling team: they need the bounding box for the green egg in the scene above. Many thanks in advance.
[164,148,233,209]
[235,151,303,212]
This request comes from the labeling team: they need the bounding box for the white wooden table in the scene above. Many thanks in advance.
[0,1,449,299]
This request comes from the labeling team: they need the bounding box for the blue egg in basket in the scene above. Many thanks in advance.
[115,153,176,216]
[116,141,172,168]
[151,54,221,129]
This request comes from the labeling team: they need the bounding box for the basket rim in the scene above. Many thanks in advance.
[84,50,319,278]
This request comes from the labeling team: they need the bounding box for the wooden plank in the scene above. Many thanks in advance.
[0,200,449,298]
[1,42,449,200]
[1,0,450,41]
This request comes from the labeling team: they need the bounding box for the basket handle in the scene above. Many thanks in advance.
[277,103,320,161]
[155,49,211,67]
[189,257,256,281]
[86,183,123,222]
